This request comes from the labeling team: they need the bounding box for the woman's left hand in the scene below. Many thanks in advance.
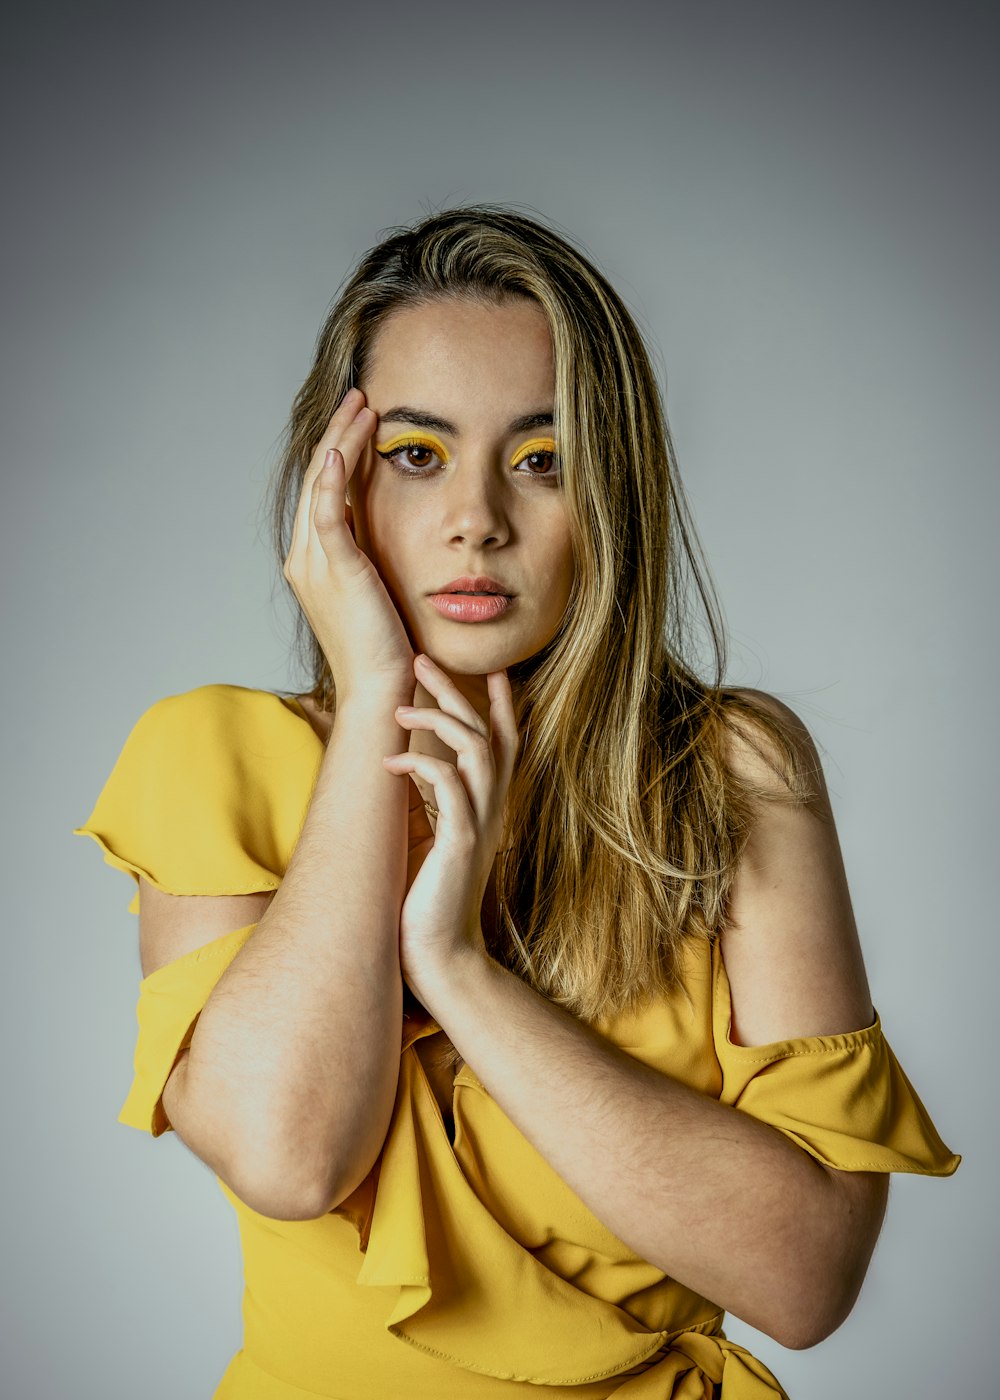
[382,653,520,995]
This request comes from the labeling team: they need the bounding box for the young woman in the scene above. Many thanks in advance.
[74,205,959,1398]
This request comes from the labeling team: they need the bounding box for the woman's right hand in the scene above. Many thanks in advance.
[283,388,415,701]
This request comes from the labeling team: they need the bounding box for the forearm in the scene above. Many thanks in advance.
[175,692,411,1216]
[412,948,875,1349]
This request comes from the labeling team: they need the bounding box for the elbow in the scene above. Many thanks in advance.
[773,1294,859,1350]
[249,1192,332,1223]
[168,1100,325,1221]
[176,1066,393,1222]
[178,1076,348,1221]
[761,1243,877,1351]
[223,1164,335,1222]
[756,1285,853,1351]
[229,1156,373,1223]
[769,1168,889,1350]
[202,1127,341,1222]
[768,1310,842,1353]
[260,1180,364,1224]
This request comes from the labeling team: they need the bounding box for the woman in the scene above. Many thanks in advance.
[74,204,959,1398]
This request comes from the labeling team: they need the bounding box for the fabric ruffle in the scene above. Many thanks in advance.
[712,945,960,1177]
[72,686,321,914]
[331,1017,789,1396]
[117,922,257,1135]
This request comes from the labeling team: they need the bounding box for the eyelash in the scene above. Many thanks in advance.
[375,440,562,481]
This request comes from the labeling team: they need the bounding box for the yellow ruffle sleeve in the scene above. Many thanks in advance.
[116,923,257,1135]
[71,685,319,914]
[72,685,322,1134]
[712,941,960,1177]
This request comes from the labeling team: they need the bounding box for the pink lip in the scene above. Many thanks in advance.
[435,575,512,595]
[428,593,514,622]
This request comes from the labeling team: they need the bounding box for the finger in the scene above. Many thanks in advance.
[412,654,490,735]
[487,668,520,787]
[307,408,378,551]
[288,441,338,564]
[298,393,364,526]
[395,705,492,755]
[395,708,495,823]
[289,396,368,550]
[311,448,348,535]
[318,403,375,484]
[382,753,476,839]
[305,405,373,533]
[305,454,372,576]
[309,389,366,477]
[287,448,336,566]
[404,775,433,819]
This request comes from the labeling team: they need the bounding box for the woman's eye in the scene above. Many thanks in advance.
[515,449,561,479]
[376,441,441,473]
[399,444,435,468]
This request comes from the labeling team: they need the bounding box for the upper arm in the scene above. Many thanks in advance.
[138,877,276,978]
[718,689,874,1048]
[718,692,889,1294]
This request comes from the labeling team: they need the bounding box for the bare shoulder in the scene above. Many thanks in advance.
[716,688,874,1045]
[719,687,828,809]
[138,879,276,980]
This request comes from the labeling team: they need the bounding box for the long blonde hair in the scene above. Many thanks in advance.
[264,202,816,1040]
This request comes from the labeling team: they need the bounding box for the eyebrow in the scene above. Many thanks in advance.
[378,406,555,436]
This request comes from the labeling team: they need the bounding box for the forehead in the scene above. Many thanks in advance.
[363,297,555,411]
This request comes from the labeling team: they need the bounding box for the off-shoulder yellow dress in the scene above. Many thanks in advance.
[73,685,960,1400]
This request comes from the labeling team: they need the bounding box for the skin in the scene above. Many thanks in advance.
[346,294,574,818]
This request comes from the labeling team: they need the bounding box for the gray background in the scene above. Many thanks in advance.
[3,1,993,1395]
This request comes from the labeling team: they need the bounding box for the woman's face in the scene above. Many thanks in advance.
[351,295,575,689]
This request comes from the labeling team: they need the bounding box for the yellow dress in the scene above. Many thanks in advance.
[73,685,960,1400]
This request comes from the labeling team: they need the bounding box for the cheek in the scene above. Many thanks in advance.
[550,527,576,591]
[365,497,426,583]
[535,542,576,619]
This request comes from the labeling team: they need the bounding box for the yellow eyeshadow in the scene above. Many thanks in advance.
[511,436,558,466]
[375,433,450,462]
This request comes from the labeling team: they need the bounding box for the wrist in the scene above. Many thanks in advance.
[406,935,494,1008]
[330,685,415,721]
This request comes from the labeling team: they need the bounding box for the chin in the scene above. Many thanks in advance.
[419,641,525,678]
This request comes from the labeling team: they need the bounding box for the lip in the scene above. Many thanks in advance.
[433,575,513,596]
[428,593,514,622]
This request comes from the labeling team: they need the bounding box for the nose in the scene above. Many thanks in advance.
[440,459,511,548]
